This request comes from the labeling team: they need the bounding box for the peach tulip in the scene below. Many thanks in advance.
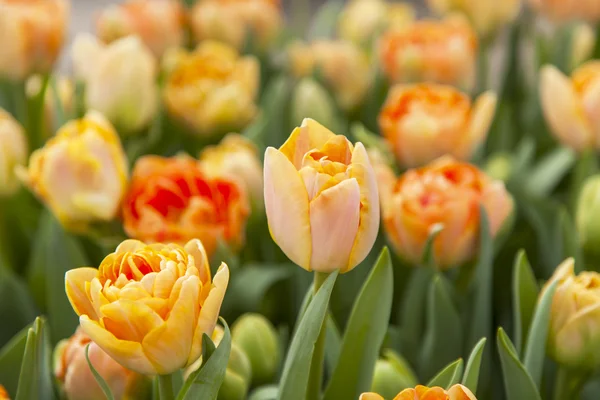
[361,384,477,400]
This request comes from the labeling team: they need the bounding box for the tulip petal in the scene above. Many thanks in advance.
[187,263,229,366]
[115,239,147,254]
[448,384,477,400]
[184,239,211,283]
[358,394,385,400]
[80,315,157,375]
[100,299,164,343]
[462,91,497,159]
[309,178,361,272]
[279,118,336,168]
[581,79,600,147]
[65,268,99,320]
[263,147,312,269]
[554,303,600,368]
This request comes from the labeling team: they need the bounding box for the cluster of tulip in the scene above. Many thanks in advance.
[2,0,600,399]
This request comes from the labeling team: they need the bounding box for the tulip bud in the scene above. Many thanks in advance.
[529,0,600,23]
[571,23,596,70]
[54,328,149,400]
[72,34,157,136]
[361,384,477,400]
[484,153,513,182]
[0,109,27,197]
[18,111,129,230]
[219,342,253,400]
[291,78,338,131]
[232,313,280,385]
[370,351,417,399]
[0,0,69,81]
[577,175,600,257]
[428,0,520,36]
[264,119,380,273]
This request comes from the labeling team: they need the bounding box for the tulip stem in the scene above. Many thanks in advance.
[158,374,175,400]
[553,367,587,400]
[306,271,329,400]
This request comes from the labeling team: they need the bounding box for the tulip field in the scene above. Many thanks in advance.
[2,0,600,399]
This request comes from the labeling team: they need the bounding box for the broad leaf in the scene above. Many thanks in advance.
[497,328,541,400]
[462,338,487,394]
[427,359,464,388]
[512,251,539,354]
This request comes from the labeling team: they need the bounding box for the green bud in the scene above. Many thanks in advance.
[485,153,512,182]
[218,343,252,400]
[291,78,338,131]
[577,175,600,257]
[232,313,280,385]
[370,350,417,399]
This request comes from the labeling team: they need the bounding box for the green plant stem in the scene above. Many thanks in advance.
[158,374,175,400]
[553,367,586,400]
[306,271,329,400]
[27,74,49,151]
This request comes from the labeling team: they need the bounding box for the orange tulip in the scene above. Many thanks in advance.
[529,0,600,23]
[122,155,250,257]
[361,384,477,400]
[0,385,8,400]
[65,239,230,375]
[379,83,497,167]
[378,17,477,90]
[377,157,512,269]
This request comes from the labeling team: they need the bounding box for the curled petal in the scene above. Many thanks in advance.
[65,267,99,320]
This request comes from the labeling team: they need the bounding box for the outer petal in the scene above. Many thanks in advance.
[65,268,100,320]
[309,178,361,272]
[114,239,147,254]
[540,65,593,151]
[580,79,600,147]
[459,90,497,159]
[263,147,312,269]
[279,118,336,168]
[448,384,478,400]
[359,394,385,400]
[184,239,211,283]
[554,303,600,368]
[100,299,164,342]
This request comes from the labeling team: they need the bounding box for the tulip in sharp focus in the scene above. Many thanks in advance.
[0,109,27,197]
[0,0,69,81]
[379,83,497,168]
[164,41,259,137]
[264,118,380,273]
[96,0,186,59]
[544,258,600,369]
[379,17,478,90]
[18,111,128,230]
[361,384,477,400]
[529,0,600,23]
[72,34,157,136]
[540,62,600,151]
[65,239,230,375]
[377,157,513,269]
[55,328,148,400]
[122,155,250,257]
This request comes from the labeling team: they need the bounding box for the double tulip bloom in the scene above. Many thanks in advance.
[264,119,379,273]
[378,17,478,90]
[164,41,259,137]
[0,109,28,197]
[122,154,250,257]
[540,62,600,152]
[361,384,477,400]
[96,0,186,59]
[65,239,229,375]
[0,0,69,81]
[18,112,129,230]
[376,157,513,269]
[529,0,600,23]
[379,83,497,168]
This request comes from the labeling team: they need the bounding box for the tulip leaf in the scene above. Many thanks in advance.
[523,279,558,388]
[308,0,345,40]
[201,333,216,366]
[85,344,115,400]
[248,385,279,400]
[276,271,338,400]
[0,324,30,397]
[496,328,541,400]
[324,314,341,375]
[0,268,37,347]
[178,319,232,400]
[512,250,540,354]
[323,248,394,400]
[525,147,576,197]
[422,224,444,269]
[556,208,582,268]
[420,275,463,380]
[15,317,54,400]
[461,338,487,394]
[427,358,464,388]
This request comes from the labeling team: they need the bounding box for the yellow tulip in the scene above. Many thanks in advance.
[18,111,128,230]
[529,0,600,23]
[264,118,379,273]
[361,384,477,400]
[0,109,27,197]
[540,62,600,151]
[0,0,69,81]
[379,83,497,168]
[544,258,600,369]
[65,239,230,375]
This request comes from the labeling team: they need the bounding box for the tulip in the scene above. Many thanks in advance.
[0,385,7,400]
[54,327,148,400]
[287,40,371,112]
[232,313,280,384]
[199,133,264,209]
[72,34,157,136]
[264,118,379,273]
[291,78,338,132]
[96,0,186,59]
[18,111,128,230]
[529,0,600,23]
[190,0,283,52]
[65,239,230,375]
[122,154,250,257]
[360,384,477,400]
[0,109,27,197]
[543,258,600,369]
[0,0,69,81]
[163,41,259,137]
[337,0,415,45]
[540,62,600,152]
[427,0,520,36]
[378,157,513,269]
[577,175,600,257]
[378,17,478,90]
[378,83,497,168]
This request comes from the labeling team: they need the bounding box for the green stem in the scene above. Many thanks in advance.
[158,374,175,400]
[553,367,586,400]
[306,271,329,400]
[27,74,49,151]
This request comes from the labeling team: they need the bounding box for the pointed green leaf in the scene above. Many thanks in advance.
[15,317,53,400]
[461,338,487,394]
[427,359,464,388]
[0,324,31,397]
[525,147,576,197]
[324,314,341,375]
[85,344,115,400]
[277,271,338,400]
[497,328,541,400]
[323,248,394,400]
[512,251,540,354]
